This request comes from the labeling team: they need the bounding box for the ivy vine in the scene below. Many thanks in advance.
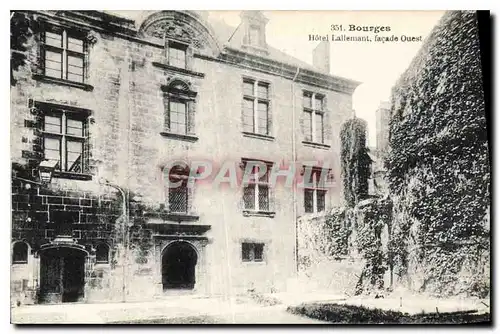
[340,117,371,207]
[385,11,490,297]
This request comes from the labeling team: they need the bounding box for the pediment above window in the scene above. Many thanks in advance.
[138,11,221,57]
[161,77,198,98]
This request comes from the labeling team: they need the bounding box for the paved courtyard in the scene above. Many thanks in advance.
[11,295,325,324]
[11,292,489,324]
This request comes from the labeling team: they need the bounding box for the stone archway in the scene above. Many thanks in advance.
[161,241,198,290]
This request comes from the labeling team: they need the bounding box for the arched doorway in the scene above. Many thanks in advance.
[162,241,198,290]
[39,244,87,303]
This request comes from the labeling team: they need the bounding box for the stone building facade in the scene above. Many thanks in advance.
[10,10,359,304]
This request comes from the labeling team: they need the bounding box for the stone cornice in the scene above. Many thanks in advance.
[29,10,163,49]
[36,10,137,35]
[198,48,361,94]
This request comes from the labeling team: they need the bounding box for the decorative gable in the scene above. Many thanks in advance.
[138,11,220,57]
[240,11,269,55]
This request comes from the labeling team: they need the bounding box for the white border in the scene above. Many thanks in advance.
[3,1,498,333]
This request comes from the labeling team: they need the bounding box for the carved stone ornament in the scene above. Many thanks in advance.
[145,19,205,50]
[86,30,99,45]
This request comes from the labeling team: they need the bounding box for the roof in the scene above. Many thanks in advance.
[102,10,359,84]
[207,15,323,72]
[105,10,327,73]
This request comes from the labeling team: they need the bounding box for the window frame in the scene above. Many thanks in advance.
[168,98,188,135]
[161,80,198,141]
[303,92,326,144]
[42,109,88,174]
[12,242,29,264]
[242,78,271,137]
[165,165,193,214]
[304,167,328,214]
[241,242,265,263]
[42,26,86,83]
[167,40,188,69]
[242,160,273,213]
[95,243,110,264]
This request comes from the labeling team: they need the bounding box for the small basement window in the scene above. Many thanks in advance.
[95,243,110,263]
[12,242,29,264]
[242,242,264,262]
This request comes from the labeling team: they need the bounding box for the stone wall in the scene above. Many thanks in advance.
[11,10,356,303]
[296,201,392,296]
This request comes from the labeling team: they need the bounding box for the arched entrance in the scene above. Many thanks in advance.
[39,243,87,303]
[161,241,198,290]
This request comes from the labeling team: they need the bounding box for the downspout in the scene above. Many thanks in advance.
[292,67,300,275]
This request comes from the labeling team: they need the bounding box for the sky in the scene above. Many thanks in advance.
[112,10,445,146]
[209,10,445,146]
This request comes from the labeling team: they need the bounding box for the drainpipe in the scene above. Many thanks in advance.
[292,67,300,274]
[99,179,128,303]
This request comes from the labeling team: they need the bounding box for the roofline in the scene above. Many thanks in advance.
[22,10,362,94]
[221,47,361,94]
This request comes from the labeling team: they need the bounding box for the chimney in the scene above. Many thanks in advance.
[375,101,391,153]
[312,41,330,74]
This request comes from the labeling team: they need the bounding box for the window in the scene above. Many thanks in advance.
[168,41,187,69]
[303,92,325,143]
[163,80,196,137]
[42,110,88,173]
[169,100,187,134]
[166,165,192,214]
[242,160,272,212]
[42,27,86,83]
[242,79,271,136]
[95,244,109,264]
[242,243,264,262]
[304,168,328,213]
[12,242,28,264]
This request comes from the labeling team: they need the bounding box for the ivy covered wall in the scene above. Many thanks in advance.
[340,117,371,207]
[386,10,490,297]
[297,199,392,296]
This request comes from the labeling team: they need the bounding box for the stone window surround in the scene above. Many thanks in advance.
[160,79,199,142]
[33,19,95,91]
[239,237,272,264]
[30,100,93,181]
[241,158,276,218]
[302,90,327,146]
[241,76,274,141]
[167,167,190,214]
[166,40,188,69]
[12,241,30,264]
[303,166,330,214]
[162,164,197,218]
[42,112,86,173]
[95,243,110,264]
[241,242,265,262]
